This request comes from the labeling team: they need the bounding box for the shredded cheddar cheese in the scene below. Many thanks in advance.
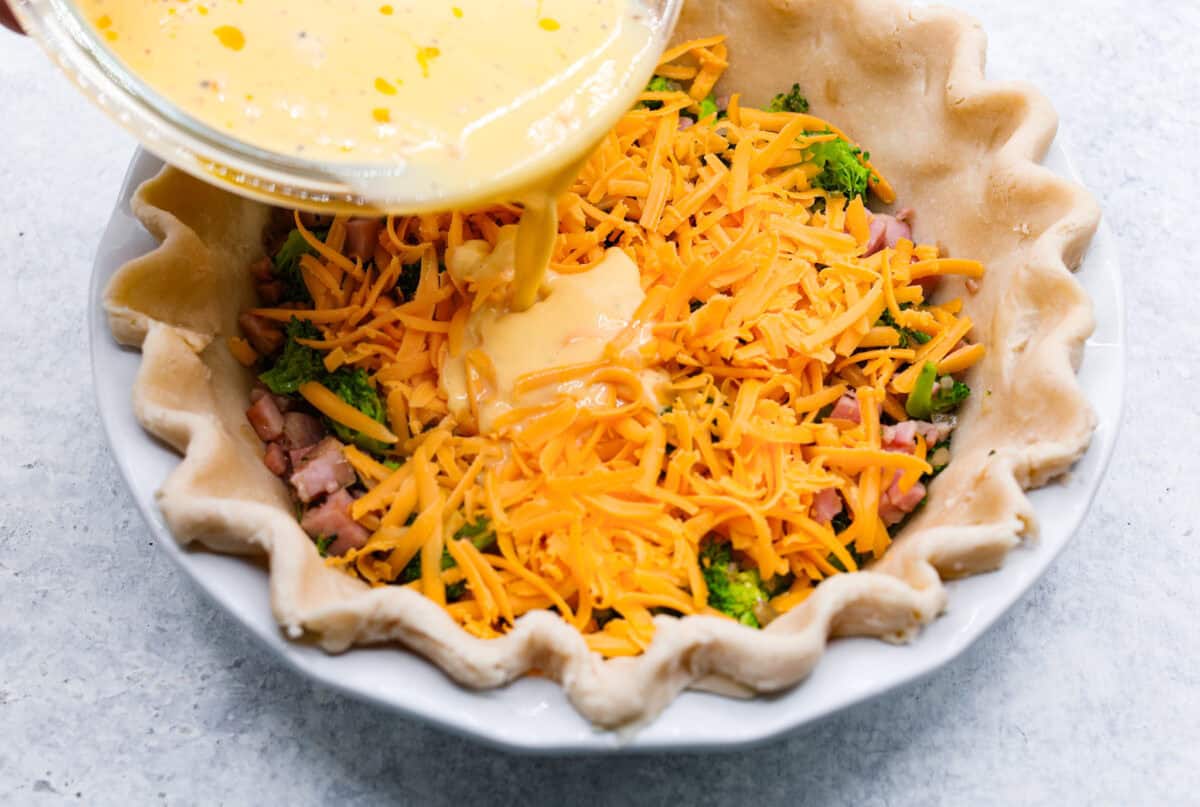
[246,37,987,657]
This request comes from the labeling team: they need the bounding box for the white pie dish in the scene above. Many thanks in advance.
[89,143,1123,753]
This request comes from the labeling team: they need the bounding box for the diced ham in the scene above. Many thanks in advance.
[878,471,926,526]
[289,437,355,503]
[882,420,918,453]
[300,489,369,556]
[914,419,955,447]
[256,280,285,306]
[245,394,284,441]
[247,256,286,304]
[281,412,325,451]
[264,207,295,253]
[248,256,274,282]
[238,312,284,356]
[865,208,914,257]
[273,393,295,413]
[812,487,843,525]
[263,442,289,476]
[828,393,861,424]
[882,419,956,454]
[345,218,382,261]
[915,275,940,299]
[252,386,296,415]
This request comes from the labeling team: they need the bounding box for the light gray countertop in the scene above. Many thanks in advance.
[2,2,1196,804]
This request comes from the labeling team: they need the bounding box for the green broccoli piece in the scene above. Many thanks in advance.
[700,540,769,628]
[396,262,422,301]
[258,318,325,394]
[398,516,496,600]
[822,511,871,572]
[454,516,495,548]
[273,229,324,304]
[767,83,810,113]
[806,135,872,199]
[678,92,722,124]
[877,309,932,348]
[931,380,971,414]
[323,367,390,453]
[443,518,497,599]
[647,75,676,93]
[905,361,939,419]
[259,321,396,453]
[826,543,874,574]
[907,361,971,419]
[640,75,679,110]
[824,511,875,572]
[314,535,334,557]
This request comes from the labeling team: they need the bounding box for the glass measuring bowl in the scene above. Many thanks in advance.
[12,0,683,214]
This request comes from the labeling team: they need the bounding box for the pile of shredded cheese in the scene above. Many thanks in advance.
[242,36,986,657]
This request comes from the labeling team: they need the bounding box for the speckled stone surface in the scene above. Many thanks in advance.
[2,2,1197,804]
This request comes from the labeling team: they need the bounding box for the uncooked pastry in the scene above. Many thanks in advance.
[104,0,1100,728]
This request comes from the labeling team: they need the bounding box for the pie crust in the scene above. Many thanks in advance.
[104,0,1101,728]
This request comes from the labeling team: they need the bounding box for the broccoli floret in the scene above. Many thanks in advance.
[700,540,769,628]
[877,309,932,348]
[640,75,680,110]
[822,511,871,572]
[398,516,496,600]
[273,229,324,304]
[259,320,395,453]
[767,83,810,113]
[931,380,971,414]
[906,361,971,418]
[679,92,722,124]
[314,535,334,557]
[258,318,325,394]
[396,262,422,301]
[454,516,495,547]
[323,367,390,453]
[806,135,872,199]
[824,511,875,572]
[647,75,676,94]
[905,362,939,419]
[443,517,497,599]
[826,543,874,574]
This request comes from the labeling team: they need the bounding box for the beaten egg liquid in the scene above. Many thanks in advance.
[75,0,664,308]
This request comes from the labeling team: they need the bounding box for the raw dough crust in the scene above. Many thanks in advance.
[104,0,1100,728]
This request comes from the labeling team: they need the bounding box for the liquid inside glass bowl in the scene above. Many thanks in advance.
[14,0,682,214]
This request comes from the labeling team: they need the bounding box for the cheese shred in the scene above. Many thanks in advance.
[252,37,987,656]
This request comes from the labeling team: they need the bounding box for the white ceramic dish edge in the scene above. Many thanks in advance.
[89,145,1124,754]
